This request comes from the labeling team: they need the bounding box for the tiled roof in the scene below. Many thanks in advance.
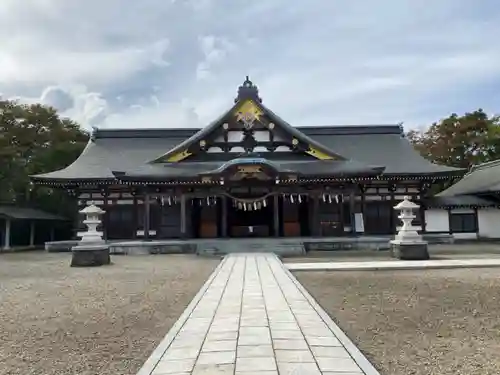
[31,125,462,182]
[438,160,500,196]
[0,206,67,220]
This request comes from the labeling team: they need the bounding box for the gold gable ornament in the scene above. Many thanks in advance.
[306,146,335,160]
[166,149,192,162]
[234,99,263,129]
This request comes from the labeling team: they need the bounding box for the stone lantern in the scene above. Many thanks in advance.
[390,196,429,260]
[71,202,111,267]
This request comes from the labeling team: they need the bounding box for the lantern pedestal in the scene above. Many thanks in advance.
[390,242,429,260]
[390,196,429,260]
[71,244,110,267]
[71,202,110,267]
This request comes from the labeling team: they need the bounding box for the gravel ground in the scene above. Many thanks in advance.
[295,268,500,375]
[0,252,220,375]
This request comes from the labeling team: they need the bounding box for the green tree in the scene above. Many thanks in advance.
[0,100,88,216]
[407,109,500,168]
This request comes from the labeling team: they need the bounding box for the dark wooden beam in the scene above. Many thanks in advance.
[144,193,150,241]
[273,195,280,237]
[221,196,228,237]
[180,194,187,238]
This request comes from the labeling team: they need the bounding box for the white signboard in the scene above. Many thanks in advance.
[354,213,365,233]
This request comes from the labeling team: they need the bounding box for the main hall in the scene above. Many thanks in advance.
[32,77,463,240]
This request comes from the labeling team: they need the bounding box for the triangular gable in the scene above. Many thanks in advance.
[151,77,346,163]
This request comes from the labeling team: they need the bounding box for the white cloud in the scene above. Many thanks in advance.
[0,39,170,86]
[196,35,235,81]
[1,0,500,131]
[101,99,201,129]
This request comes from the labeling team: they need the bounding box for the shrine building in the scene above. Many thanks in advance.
[31,77,466,240]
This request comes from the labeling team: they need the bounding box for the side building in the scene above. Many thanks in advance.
[31,78,464,240]
[427,160,500,240]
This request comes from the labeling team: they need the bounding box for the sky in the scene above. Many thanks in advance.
[1,0,500,131]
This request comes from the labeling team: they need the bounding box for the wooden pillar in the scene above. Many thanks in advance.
[447,208,453,235]
[311,192,321,237]
[349,190,356,236]
[180,194,187,238]
[102,190,109,241]
[132,195,138,239]
[419,204,426,233]
[389,190,396,233]
[221,196,228,237]
[29,221,35,247]
[144,193,150,241]
[338,194,345,236]
[359,185,366,233]
[474,207,479,235]
[3,218,11,250]
[418,182,429,233]
[273,195,280,237]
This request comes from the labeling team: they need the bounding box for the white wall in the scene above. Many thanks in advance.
[425,207,500,240]
[425,209,449,233]
[424,208,477,240]
[478,209,500,238]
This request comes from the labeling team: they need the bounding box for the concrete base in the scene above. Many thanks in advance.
[71,245,111,267]
[390,242,430,260]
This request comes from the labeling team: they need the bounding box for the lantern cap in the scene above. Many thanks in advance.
[393,196,420,210]
[79,202,105,215]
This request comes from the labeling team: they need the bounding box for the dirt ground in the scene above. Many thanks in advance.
[295,268,500,375]
[0,252,219,375]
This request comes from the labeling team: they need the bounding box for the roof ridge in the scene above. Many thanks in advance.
[91,124,404,139]
[469,159,500,172]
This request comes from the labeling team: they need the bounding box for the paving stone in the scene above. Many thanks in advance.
[202,339,237,352]
[197,351,236,365]
[205,330,238,341]
[169,338,203,349]
[210,323,240,332]
[277,362,322,375]
[306,336,342,347]
[192,363,235,374]
[240,319,269,327]
[310,345,352,358]
[239,326,269,336]
[212,317,239,325]
[235,372,278,375]
[174,332,206,342]
[237,344,274,357]
[238,333,272,345]
[236,356,277,372]
[271,329,304,339]
[316,357,362,372]
[301,326,330,337]
[275,349,315,363]
[161,347,200,361]
[152,358,196,374]
[273,339,309,350]
[269,322,299,330]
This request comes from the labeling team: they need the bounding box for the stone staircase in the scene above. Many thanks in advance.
[196,239,306,257]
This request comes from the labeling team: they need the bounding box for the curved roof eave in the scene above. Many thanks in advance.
[148,102,240,163]
[260,103,347,161]
[29,138,102,180]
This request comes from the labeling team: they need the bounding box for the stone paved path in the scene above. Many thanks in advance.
[286,258,500,271]
[138,253,379,375]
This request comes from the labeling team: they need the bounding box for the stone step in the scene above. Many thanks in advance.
[196,241,305,256]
